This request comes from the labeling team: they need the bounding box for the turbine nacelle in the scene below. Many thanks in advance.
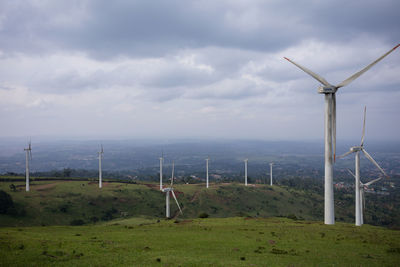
[318,85,337,94]
[350,146,362,152]
[162,187,173,192]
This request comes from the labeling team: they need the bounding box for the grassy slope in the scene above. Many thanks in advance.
[1,217,400,266]
[0,179,343,227]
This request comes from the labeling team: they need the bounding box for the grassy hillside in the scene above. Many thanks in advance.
[1,177,396,227]
[1,217,400,266]
[0,178,355,226]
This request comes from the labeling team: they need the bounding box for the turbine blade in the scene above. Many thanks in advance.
[361,148,387,177]
[284,57,331,86]
[337,150,354,159]
[347,168,356,179]
[171,161,174,187]
[361,106,366,146]
[336,44,400,88]
[364,177,383,186]
[332,94,337,162]
[171,190,183,214]
[101,144,104,153]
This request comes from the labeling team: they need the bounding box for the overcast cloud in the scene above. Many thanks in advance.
[0,0,399,142]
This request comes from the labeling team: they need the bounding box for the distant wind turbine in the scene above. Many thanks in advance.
[161,161,183,218]
[160,151,164,190]
[337,107,388,226]
[98,145,104,188]
[206,157,209,188]
[284,44,399,224]
[244,159,248,186]
[269,163,274,186]
[24,140,32,192]
[347,169,383,226]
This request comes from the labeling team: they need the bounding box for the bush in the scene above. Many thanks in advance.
[198,212,209,218]
[271,248,288,254]
[0,190,14,214]
[70,219,85,226]
[59,204,69,213]
[90,216,99,223]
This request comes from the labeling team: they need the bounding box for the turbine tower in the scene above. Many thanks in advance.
[284,44,399,224]
[161,161,183,218]
[160,151,164,190]
[24,141,32,192]
[206,157,209,188]
[244,159,248,186]
[98,145,104,188]
[338,107,387,226]
[269,163,274,186]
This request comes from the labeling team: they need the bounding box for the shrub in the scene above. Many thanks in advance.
[271,248,288,254]
[59,204,69,213]
[90,216,99,223]
[198,212,209,218]
[0,190,14,214]
[70,219,85,226]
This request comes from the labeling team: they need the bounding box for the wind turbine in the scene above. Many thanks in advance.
[338,107,387,226]
[24,140,32,192]
[206,157,209,188]
[98,145,104,188]
[159,151,164,190]
[161,161,183,218]
[284,44,399,224]
[347,169,383,226]
[269,163,274,186]
[244,159,248,186]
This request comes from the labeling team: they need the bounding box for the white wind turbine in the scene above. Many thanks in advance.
[347,169,383,226]
[24,140,32,192]
[161,161,183,218]
[269,163,274,186]
[284,44,399,224]
[159,151,164,191]
[98,145,104,188]
[244,159,248,186]
[206,157,209,188]
[337,107,387,226]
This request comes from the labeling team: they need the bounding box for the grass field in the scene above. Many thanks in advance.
[1,217,400,266]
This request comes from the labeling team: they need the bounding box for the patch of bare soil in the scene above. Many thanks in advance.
[190,190,201,203]
[144,184,159,190]
[35,183,58,191]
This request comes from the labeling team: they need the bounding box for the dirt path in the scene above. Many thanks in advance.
[144,183,159,190]
[34,182,59,191]
[190,190,201,203]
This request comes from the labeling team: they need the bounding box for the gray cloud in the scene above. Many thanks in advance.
[0,0,399,141]
[3,1,398,59]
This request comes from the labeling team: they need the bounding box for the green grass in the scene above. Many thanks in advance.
[1,217,399,266]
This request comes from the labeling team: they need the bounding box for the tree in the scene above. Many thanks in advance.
[0,190,14,214]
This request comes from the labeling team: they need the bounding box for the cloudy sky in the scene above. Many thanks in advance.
[0,0,399,142]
